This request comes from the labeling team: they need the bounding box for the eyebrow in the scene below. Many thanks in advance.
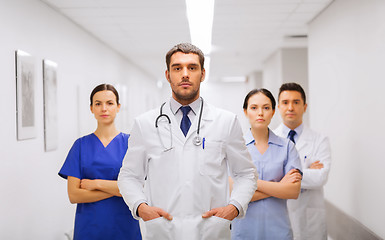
[250,103,271,106]
[94,100,114,102]
[171,63,199,67]
[281,99,301,101]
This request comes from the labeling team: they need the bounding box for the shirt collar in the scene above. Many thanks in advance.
[281,123,304,137]
[244,128,284,147]
[170,97,200,116]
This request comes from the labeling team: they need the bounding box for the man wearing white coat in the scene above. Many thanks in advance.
[274,82,331,240]
[118,43,258,240]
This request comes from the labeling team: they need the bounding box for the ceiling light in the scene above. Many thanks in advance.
[186,0,215,55]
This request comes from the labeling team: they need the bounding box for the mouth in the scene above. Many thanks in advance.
[256,119,265,122]
[179,82,192,88]
[100,115,109,118]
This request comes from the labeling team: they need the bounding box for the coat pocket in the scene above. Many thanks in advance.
[199,141,225,176]
[201,216,231,240]
[143,217,174,240]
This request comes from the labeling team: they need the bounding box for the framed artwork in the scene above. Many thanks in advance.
[43,59,58,151]
[15,50,36,140]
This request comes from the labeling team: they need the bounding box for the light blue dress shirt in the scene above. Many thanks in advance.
[231,129,302,240]
[280,123,304,144]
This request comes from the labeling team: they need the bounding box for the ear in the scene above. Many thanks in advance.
[200,68,206,82]
[277,102,282,111]
[304,103,308,113]
[243,109,248,117]
[117,104,121,113]
[90,105,94,113]
[272,109,275,116]
[165,70,171,83]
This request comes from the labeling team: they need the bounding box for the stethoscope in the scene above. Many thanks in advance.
[155,98,204,151]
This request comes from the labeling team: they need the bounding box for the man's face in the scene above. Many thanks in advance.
[278,90,307,129]
[165,52,205,105]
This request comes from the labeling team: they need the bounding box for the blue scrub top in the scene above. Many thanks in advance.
[59,133,142,240]
[231,129,302,240]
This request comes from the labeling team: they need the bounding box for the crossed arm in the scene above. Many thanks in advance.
[230,169,302,202]
[67,176,121,204]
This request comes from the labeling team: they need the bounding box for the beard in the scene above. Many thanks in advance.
[172,87,200,102]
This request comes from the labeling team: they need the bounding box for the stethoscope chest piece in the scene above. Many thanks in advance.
[193,135,202,146]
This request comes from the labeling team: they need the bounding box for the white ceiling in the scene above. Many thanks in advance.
[40,0,333,82]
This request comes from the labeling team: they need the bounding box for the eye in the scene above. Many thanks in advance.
[250,106,257,110]
[264,106,270,110]
[173,67,181,71]
[95,103,100,106]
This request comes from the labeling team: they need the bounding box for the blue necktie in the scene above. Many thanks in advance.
[288,130,296,144]
[180,106,192,136]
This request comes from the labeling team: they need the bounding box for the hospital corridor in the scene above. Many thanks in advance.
[0,0,384,239]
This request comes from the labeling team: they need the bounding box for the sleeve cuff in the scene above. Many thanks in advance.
[229,200,243,218]
[133,199,148,220]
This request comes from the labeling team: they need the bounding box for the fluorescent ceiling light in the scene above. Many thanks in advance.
[186,0,215,55]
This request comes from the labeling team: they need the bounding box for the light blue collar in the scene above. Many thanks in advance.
[244,129,285,147]
[281,123,304,138]
[170,97,200,116]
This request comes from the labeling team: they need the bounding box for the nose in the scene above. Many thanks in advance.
[288,102,294,111]
[257,108,263,116]
[182,67,189,79]
[101,103,107,111]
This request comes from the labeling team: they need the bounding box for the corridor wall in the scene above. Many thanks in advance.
[0,0,160,239]
[262,47,309,129]
[308,0,385,238]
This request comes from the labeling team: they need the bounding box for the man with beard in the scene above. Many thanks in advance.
[118,43,257,240]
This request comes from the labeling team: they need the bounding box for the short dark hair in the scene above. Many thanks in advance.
[243,88,276,110]
[278,82,306,104]
[90,83,120,106]
[166,43,205,71]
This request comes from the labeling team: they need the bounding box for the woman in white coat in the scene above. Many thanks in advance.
[275,82,332,240]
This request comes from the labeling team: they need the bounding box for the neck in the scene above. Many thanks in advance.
[94,123,119,138]
[251,127,269,144]
[284,121,302,130]
[173,94,200,106]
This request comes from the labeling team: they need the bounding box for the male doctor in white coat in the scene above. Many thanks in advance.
[118,43,258,240]
[274,82,331,240]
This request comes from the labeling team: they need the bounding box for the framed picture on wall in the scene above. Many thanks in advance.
[43,59,58,151]
[15,50,36,140]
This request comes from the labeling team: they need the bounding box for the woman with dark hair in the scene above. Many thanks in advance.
[59,84,141,240]
[231,88,302,240]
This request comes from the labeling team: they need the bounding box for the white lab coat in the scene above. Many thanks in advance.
[275,124,331,240]
[118,99,258,240]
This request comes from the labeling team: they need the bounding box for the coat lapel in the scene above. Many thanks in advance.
[160,98,215,145]
[159,100,186,144]
[296,126,310,152]
[185,99,214,140]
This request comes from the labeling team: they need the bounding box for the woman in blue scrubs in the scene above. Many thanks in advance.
[231,88,302,240]
[59,84,141,240]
